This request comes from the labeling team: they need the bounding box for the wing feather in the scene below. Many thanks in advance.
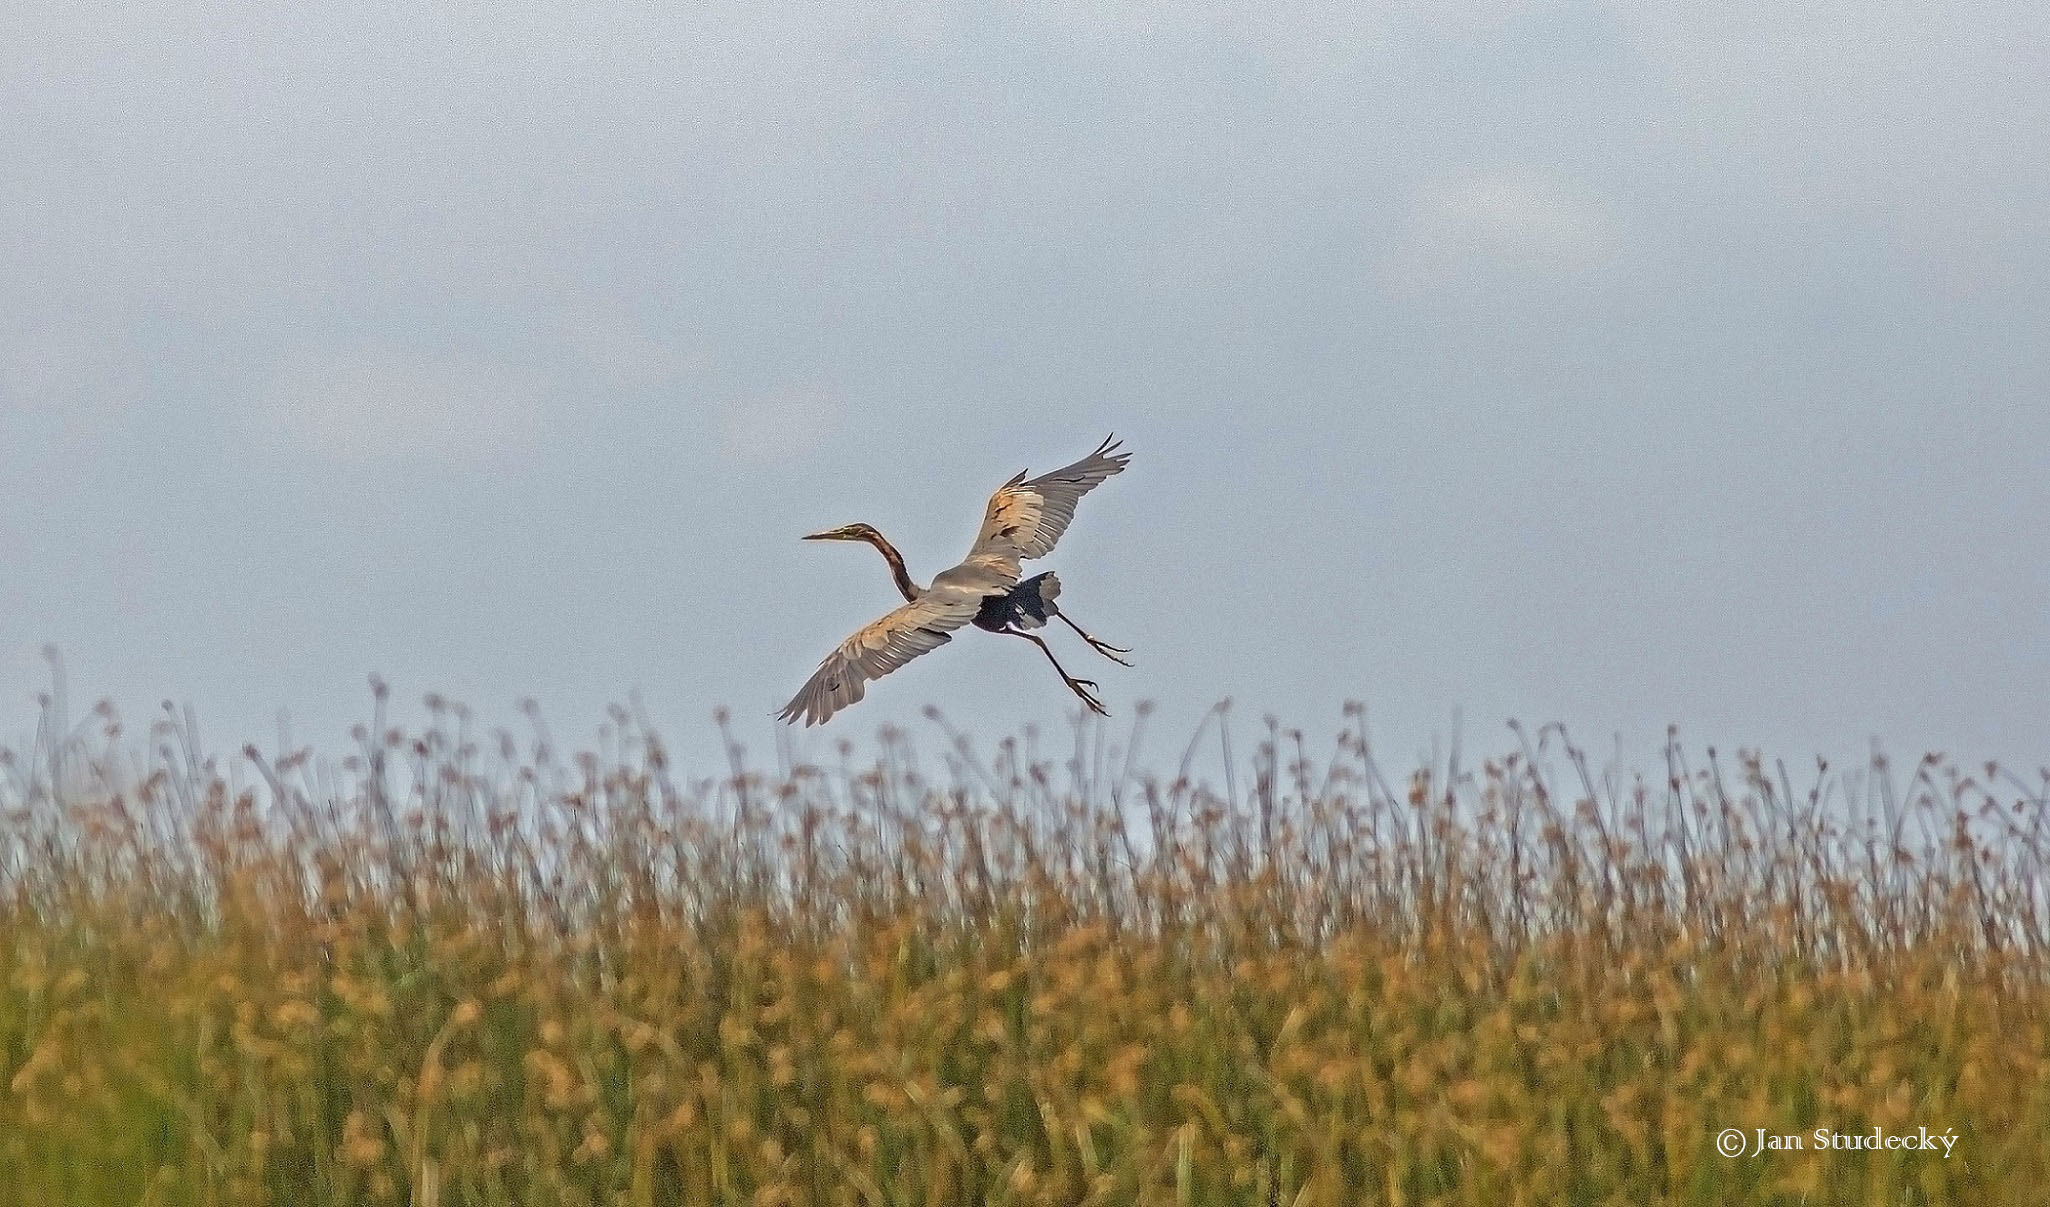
[969,435,1130,564]
[777,584,986,727]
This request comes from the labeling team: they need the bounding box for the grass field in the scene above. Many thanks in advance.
[4,678,2047,1205]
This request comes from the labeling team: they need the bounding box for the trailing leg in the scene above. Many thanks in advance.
[1056,611,1133,666]
[1001,628,1108,715]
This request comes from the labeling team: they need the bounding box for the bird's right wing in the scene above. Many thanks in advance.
[777,583,986,727]
[968,435,1130,564]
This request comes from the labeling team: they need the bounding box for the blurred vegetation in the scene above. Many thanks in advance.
[4,667,2048,1205]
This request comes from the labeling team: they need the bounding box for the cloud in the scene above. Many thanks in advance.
[254,345,546,465]
[1382,169,1621,289]
[719,388,843,466]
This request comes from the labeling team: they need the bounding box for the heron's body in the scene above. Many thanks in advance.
[778,437,1131,727]
[973,571,1061,632]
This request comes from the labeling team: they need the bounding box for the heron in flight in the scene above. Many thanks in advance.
[778,436,1133,726]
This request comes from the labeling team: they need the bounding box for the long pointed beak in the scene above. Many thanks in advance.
[802,530,840,541]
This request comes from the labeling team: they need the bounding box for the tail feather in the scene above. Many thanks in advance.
[1011,571,1061,628]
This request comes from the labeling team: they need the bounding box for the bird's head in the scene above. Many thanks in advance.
[802,523,880,543]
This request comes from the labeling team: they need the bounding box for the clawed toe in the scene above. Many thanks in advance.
[1089,640,1134,666]
[1064,677,1108,715]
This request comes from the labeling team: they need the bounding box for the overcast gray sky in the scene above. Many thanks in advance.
[4,1,2046,773]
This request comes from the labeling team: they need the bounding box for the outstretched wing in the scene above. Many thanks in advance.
[778,583,986,727]
[969,435,1130,564]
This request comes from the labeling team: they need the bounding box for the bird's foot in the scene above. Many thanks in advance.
[1085,636,1134,666]
[1056,614,1133,666]
[1065,677,1109,716]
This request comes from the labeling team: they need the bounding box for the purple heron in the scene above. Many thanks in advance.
[779,436,1131,726]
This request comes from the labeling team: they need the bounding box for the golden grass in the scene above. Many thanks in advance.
[4,684,2048,1205]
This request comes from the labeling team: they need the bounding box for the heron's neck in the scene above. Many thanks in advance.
[860,530,922,602]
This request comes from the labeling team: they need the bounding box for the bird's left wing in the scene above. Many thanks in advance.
[777,582,986,727]
[968,435,1130,564]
